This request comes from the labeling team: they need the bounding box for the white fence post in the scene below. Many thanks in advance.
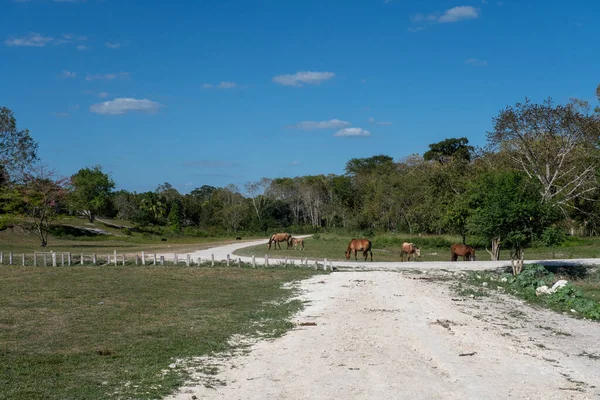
[33,252,37,267]
[284,257,288,267]
[186,254,190,266]
[0,251,3,264]
[142,251,146,266]
[324,258,328,271]
[81,253,84,265]
[227,254,230,267]
[92,254,97,265]
[252,255,256,268]
[122,254,126,266]
[265,254,269,267]
[114,250,118,266]
[68,252,71,266]
[61,253,65,266]
[153,254,157,266]
[22,254,25,266]
[44,253,48,266]
[160,256,164,266]
[237,258,241,267]
[211,254,214,267]
[174,253,178,265]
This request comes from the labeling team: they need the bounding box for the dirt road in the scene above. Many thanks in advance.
[167,267,600,400]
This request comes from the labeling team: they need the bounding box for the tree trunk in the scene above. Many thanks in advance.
[510,248,524,275]
[487,238,501,261]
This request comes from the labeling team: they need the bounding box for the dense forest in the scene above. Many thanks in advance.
[2,87,600,266]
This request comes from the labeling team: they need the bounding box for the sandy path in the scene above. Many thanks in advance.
[167,271,600,399]
[165,242,600,400]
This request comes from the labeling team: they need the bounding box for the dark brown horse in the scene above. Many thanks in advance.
[290,237,305,250]
[345,239,373,261]
[451,244,476,261]
[267,233,292,250]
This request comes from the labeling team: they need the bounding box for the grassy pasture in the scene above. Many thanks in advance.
[234,233,600,262]
[0,265,324,400]
[0,216,260,255]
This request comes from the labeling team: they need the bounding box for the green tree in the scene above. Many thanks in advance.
[423,137,474,164]
[466,170,556,273]
[70,166,115,222]
[167,201,183,232]
[345,155,395,176]
[0,107,38,179]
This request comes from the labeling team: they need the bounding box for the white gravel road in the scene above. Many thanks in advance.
[165,239,600,400]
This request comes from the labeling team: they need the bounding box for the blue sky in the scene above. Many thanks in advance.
[1,0,598,194]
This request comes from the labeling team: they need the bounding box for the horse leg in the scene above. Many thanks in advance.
[369,250,373,262]
[354,249,358,261]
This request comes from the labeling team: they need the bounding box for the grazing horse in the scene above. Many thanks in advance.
[267,233,292,250]
[400,242,421,262]
[290,237,305,250]
[345,239,373,261]
[451,244,476,261]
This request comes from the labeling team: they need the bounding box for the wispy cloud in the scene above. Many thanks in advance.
[202,81,238,89]
[62,70,76,78]
[368,117,392,126]
[334,127,371,137]
[182,160,240,168]
[464,58,488,67]
[98,92,109,98]
[85,72,129,81]
[4,32,87,48]
[89,98,162,115]
[4,33,54,47]
[411,5,480,30]
[105,41,124,49]
[76,44,88,51]
[291,160,301,166]
[272,71,335,87]
[288,119,350,130]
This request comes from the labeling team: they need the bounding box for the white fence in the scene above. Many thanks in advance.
[0,251,334,271]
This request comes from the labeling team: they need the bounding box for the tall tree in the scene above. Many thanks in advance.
[0,107,38,179]
[467,171,556,272]
[423,137,474,164]
[488,97,600,208]
[345,155,395,176]
[69,165,115,222]
[245,178,272,221]
[21,165,68,247]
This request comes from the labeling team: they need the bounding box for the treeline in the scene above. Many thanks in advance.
[2,90,600,265]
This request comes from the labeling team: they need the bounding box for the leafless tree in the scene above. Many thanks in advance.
[488,97,600,210]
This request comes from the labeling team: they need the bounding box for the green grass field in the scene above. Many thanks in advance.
[0,216,260,255]
[234,233,600,262]
[0,265,324,400]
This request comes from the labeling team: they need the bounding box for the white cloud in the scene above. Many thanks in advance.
[4,33,54,47]
[105,42,123,49]
[438,6,479,22]
[465,58,488,66]
[272,71,335,87]
[76,44,88,51]
[89,98,162,115]
[334,127,371,137]
[4,32,87,48]
[288,119,351,130]
[202,81,238,89]
[291,160,301,166]
[98,92,109,98]
[368,117,392,126]
[85,72,129,81]
[411,5,479,30]
[62,70,76,78]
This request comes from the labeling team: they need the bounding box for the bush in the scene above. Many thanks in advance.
[539,226,567,247]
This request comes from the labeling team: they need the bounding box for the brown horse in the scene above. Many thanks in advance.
[345,239,373,261]
[400,242,421,262]
[451,244,476,261]
[267,233,291,250]
[290,237,305,250]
